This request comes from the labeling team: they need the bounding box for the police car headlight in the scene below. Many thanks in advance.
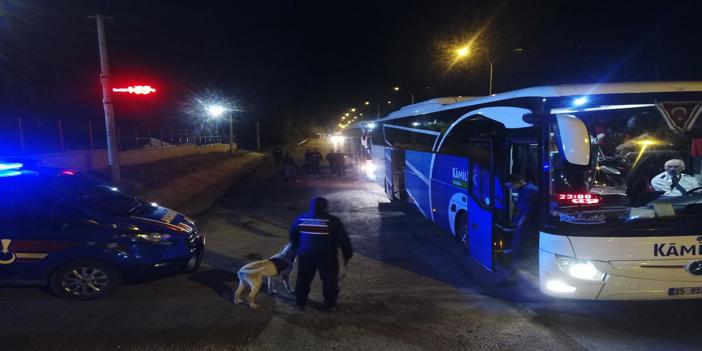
[555,254,605,281]
[136,233,173,244]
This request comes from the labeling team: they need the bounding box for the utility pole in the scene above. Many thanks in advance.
[228,111,234,153]
[93,14,120,182]
[256,121,261,151]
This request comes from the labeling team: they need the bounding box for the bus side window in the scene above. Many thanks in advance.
[510,143,539,183]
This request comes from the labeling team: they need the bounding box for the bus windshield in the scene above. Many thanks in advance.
[549,102,702,228]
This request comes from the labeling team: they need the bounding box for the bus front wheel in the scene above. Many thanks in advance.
[456,212,470,253]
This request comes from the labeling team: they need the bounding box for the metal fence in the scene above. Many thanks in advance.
[0,117,224,156]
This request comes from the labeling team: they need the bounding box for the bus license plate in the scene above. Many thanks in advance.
[668,287,702,296]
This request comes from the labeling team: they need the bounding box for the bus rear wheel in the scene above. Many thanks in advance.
[456,212,470,253]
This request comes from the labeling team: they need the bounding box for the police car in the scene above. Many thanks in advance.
[0,162,205,300]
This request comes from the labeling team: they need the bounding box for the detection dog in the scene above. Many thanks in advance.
[234,243,295,309]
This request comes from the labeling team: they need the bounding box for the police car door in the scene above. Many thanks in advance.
[0,179,69,284]
[467,139,495,270]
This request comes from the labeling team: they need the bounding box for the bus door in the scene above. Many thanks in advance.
[468,139,495,270]
[384,148,406,201]
[504,138,541,247]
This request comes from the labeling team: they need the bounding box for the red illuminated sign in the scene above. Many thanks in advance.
[557,193,600,205]
[112,85,156,95]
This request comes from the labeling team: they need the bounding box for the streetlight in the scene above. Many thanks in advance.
[452,44,523,96]
[453,43,494,95]
[205,103,235,154]
[392,86,415,104]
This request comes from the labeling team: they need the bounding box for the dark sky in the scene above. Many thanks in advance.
[1,0,702,145]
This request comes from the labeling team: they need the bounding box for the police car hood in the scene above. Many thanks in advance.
[124,206,196,234]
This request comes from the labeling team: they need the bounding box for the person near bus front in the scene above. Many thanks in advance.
[651,159,700,197]
[289,197,353,312]
[504,174,540,274]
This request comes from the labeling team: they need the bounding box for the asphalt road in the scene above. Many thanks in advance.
[3,143,702,351]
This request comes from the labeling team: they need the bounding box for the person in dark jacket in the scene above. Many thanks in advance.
[311,148,322,174]
[325,150,337,174]
[289,197,353,311]
[303,149,313,175]
[504,174,540,280]
[335,151,346,176]
[272,147,283,166]
[282,152,299,182]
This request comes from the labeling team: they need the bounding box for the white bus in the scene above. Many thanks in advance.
[350,82,702,300]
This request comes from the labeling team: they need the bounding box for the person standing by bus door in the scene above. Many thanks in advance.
[504,174,540,274]
[290,197,353,311]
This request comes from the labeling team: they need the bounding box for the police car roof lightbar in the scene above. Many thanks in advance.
[0,162,23,171]
[0,170,22,178]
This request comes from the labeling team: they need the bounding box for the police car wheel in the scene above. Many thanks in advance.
[456,213,470,253]
[49,260,122,300]
[184,250,204,273]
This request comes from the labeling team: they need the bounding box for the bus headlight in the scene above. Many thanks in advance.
[361,160,377,179]
[555,254,605,281]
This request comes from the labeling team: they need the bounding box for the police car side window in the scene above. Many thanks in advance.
[0,183,29,222]
[0,181,54,223]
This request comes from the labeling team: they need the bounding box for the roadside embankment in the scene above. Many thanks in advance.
[111,151,265,216]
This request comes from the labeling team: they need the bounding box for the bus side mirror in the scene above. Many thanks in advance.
[522,113,546,124]
[556,114,590,166]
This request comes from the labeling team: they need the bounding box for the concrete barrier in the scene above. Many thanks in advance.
[18,143,236,171]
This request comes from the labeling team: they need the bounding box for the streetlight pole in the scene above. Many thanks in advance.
[487,57,494,95]
[256,120,261,151]
[228,111,234,153]
[93,14,120,182]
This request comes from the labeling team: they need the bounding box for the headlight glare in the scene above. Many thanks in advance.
[136,232,173,244]
[555,254,605,281]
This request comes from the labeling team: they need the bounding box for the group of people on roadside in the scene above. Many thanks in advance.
[271,147,348,181]
[324,150,347,176]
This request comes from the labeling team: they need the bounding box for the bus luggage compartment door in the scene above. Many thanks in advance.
[467,139,494,271]
[384,148,406,201]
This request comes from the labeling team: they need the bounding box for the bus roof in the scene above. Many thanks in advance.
[380,81,702,122]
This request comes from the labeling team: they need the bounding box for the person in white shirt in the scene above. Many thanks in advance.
[650,159,700,197]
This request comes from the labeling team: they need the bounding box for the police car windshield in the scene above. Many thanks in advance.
[51,175,142,216]
[549,103,702,226]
